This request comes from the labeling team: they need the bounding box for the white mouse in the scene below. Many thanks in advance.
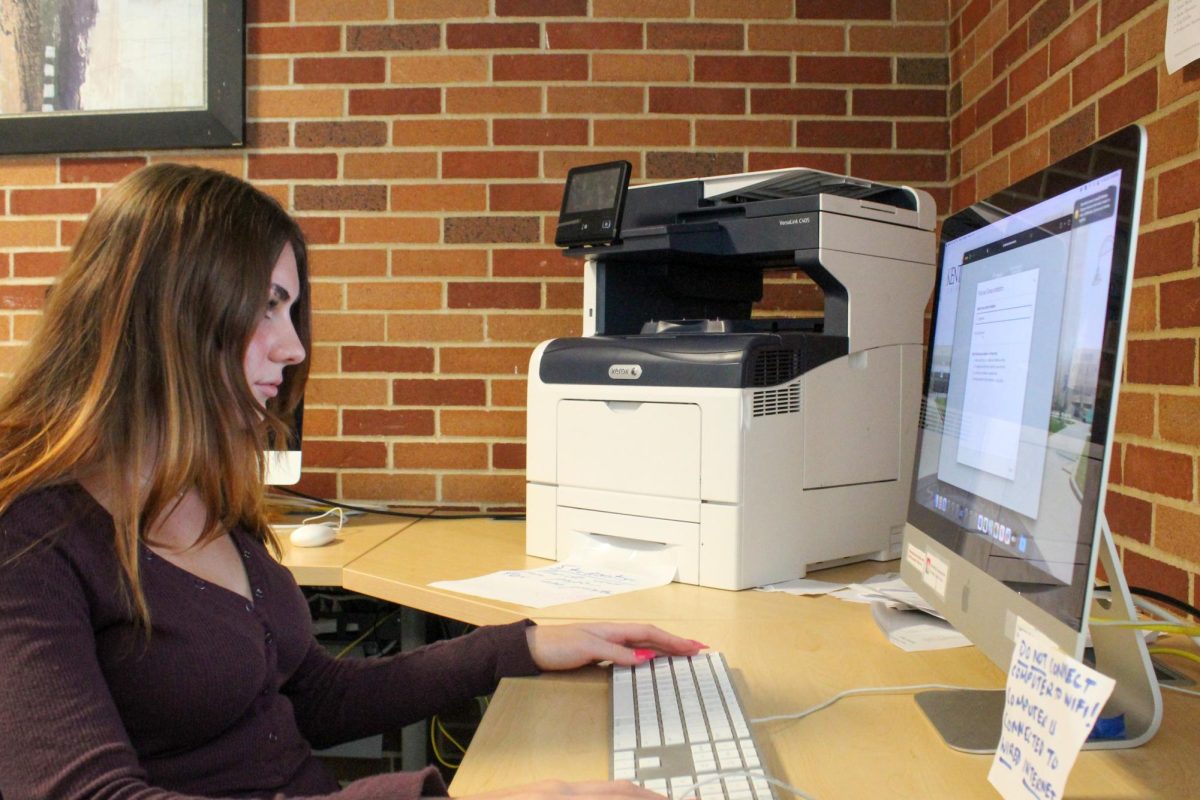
[289,522,338,548]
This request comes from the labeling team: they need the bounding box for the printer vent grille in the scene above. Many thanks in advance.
[752,384,801,417]
[751,349,804,387]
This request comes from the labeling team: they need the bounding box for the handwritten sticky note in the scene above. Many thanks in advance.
[988,619,1116,800]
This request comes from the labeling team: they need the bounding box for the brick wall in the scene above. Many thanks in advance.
[2,1,1194,599]
[948,0,1200,604]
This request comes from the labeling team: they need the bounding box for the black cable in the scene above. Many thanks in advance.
[1127,585,1200,619]
[271,486,525,521]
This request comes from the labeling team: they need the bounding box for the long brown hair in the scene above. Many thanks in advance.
[0,163,311,627]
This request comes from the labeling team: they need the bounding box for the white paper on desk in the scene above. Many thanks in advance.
[1167,0,1200,74]
[987,619,1116,800]
[755,577,847,596]
[870,602,970,652]
[428,541,676,609]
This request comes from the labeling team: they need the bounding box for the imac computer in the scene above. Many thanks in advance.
[900,124,1162,751]
[265,405,303,486]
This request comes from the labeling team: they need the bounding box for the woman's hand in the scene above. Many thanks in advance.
[525,622,707,671]
[459,778,666,800]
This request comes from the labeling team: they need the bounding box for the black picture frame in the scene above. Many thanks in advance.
[0,0,244,156]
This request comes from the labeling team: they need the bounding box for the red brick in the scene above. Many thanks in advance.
[447,23,539,49]
[545,282,582,309]
[797,120,891,149]
[444,217,541,244]
[1155,504,1200,566]
[646,151,744,180]
[1071,38,1124,104]
[851,153,946,182]
[973,82,1008,128]
[489,184,564,212]
[349,89,441,115]
[343,409,435,436]
[748,152,847,174]
[595,119,690,147]
[1160,394,1200,447]
[341,473,436,503]
[392,379,486,406]
[346,153,438,180]
[10,188,96,215]
[296,217,341,245]
[547,87,645,114]
[1134,223,1195,278]
[695,55,791,83]
[1099,68,1157,137]
[1009,46,1048,100]
[796,1,891,20]
[347,24,441,51]
[248,0,290,23]
[495,54,588,81]
[647,23,743,50]
[248,25,340,54]
[1105,490,1153,545]
[487,313,580,342]
[1048,105,1096,162]
[853,88,945,117]
[1100,0,1157,36]
[295,122,388,148]
[1161,277,1200,330]
[441,346,532,374]
[292,471,337,500]
[303,440,388,469]
[249,153,339,180]
[393,442,489,470]
[1146,103,1200,169]
[1027,74,1070,133]
[697,120,791,147]
[992,23,1029,79]
[1123,444,1194,500]
[497,0,586,15]
[547,22,643,49]
[748,23,846,52]
[1120,549,1191,601]
[386,313,484,342]
[1127,284,1157,333]
[448,282,540,309]
[445,87,542,114]
[492,249,579,278]
[1047,7,1096,75]
[246,123,289,149]
[343,346,435,372]
[441,409,526,437]
[493,442,526,470]
[493,119,588,146]
[1158,159,1200,219]
[794,55,891,84]
[1116,390,1155,437]
[60,157,146,184]
[992,106,1026,152]
[391,249,488,277]
[849,24,945,54]
[649,87,745,115]
[294,57,386,84]
[898,120,948,150]
[309,249,388,278]
[12,251,66,278]
[544,151,642,178]
[1125,339,1195,386]
[442,474,525,504]
[751,88,845,115]
[1028,0,1071,46]
[0,285,48,310]
[294,185,387,212]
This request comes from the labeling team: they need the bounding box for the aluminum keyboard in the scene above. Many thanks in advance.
[611,652,774,800]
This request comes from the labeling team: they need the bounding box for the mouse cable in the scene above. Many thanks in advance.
[750,683,984,726]
[1162,683,1200,698]
[271,486,525,521]
[672,769,817,800]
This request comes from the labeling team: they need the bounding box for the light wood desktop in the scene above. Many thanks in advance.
[275,511,427,586]
[341,516,1196,798]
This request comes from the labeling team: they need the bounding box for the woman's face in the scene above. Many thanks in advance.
[243,244,306,408]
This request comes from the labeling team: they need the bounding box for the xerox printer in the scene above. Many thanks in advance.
[525,165,936,590]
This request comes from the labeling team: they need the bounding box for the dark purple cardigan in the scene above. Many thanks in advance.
[0,483,539,799]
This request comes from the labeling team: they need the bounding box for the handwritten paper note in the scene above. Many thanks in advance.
[1167,0,1200,74]
[988,620,1116,800]
[429,560,676,608]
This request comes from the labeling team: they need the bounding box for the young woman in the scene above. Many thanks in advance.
[0,164,699,800]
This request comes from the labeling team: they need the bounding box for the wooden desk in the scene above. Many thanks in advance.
[345,516,1198,799]
[275,512,427,587]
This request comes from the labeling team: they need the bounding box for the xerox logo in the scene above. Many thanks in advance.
[608,364,643,380]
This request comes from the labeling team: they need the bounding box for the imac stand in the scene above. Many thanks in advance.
[914,516,1164,753]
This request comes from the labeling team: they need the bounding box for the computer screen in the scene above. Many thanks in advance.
[264,404,303,486]
[900,124,1160,750]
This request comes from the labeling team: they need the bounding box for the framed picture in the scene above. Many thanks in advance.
[0,0,243,155]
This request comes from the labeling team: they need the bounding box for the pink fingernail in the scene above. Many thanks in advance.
[635,648,656,661]
[691,640,710,649]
